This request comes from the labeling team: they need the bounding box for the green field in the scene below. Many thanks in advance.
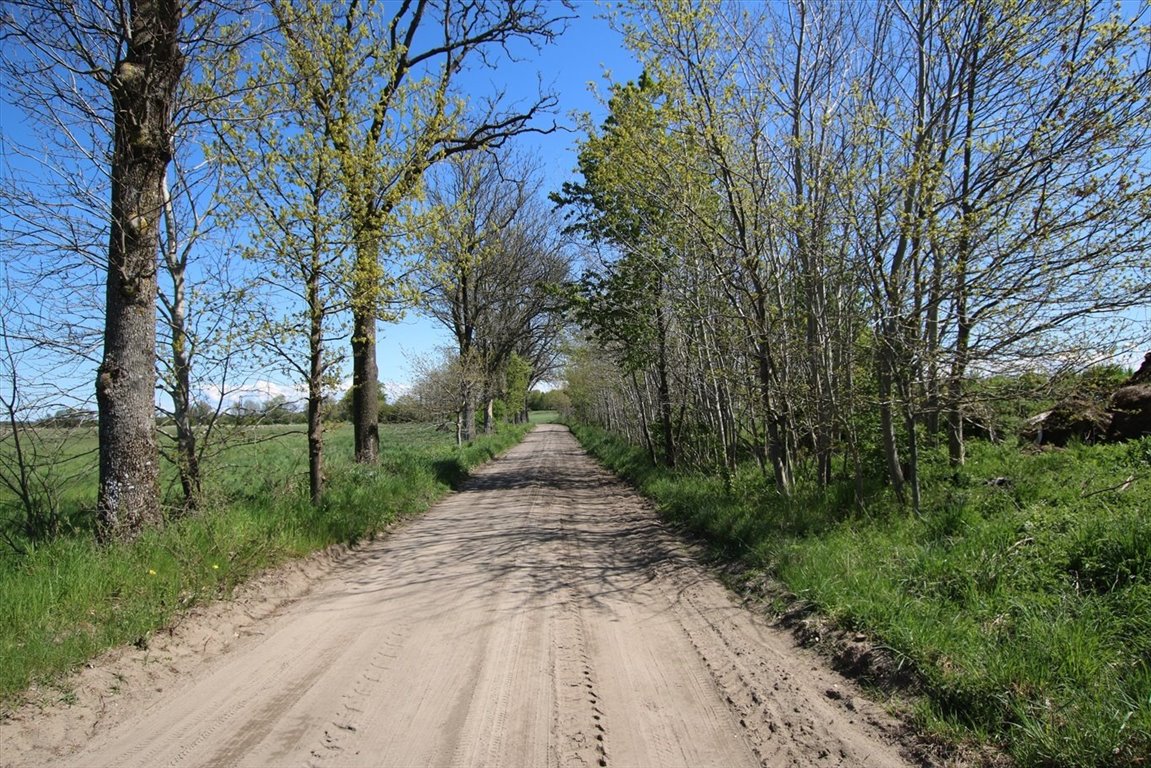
[0,422,530,709]
[571,424,1151,767]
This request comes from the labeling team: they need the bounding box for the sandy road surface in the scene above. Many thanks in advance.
[3,425,912,768]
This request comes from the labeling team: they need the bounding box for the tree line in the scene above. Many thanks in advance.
[1,0,574,539]
[556,0,1151,510]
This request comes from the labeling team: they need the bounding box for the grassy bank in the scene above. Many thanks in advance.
[0,422,530,709]
[570,423,1151,767]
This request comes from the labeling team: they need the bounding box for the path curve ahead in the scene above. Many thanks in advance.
[19,425,912,767]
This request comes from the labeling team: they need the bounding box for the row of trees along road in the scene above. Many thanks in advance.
[418,150,571,444]
[557,0,1151,512]
[1,0,574,539]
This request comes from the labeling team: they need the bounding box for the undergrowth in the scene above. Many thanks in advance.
[571,423,1151,768]
[0,422,529,710]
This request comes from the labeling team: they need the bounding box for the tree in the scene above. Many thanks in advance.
[929,0,1151,467]
[211,24,353,506]
[504,353,532,424]
[3,0,261,534]
[843,0,1151,504]
[556,73,694,469]
[155,136,243,513]
[2,0,187,539]
[420,150,571,442]
[148,6,258,514]
[268,0,572,463]
[562,0,1151,512]
[92,0,184,538]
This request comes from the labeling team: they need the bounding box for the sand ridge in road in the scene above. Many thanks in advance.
[1,424,914,768]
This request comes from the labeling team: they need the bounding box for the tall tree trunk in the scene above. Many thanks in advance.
[160,174,199,513]
[756,339,793,495]
[351,305,379,463]
[948,215,973,470]
[97,0,184,541]
[877,339,906,499]
[924,253,943,437]
[461,379,477,443]
[655,298,676,468]
[307,384,324,507]
[169,300,199,511]
[307,266,325,506]
[901,393,923,514]
[630,369,657,465]
[948,14,982,471]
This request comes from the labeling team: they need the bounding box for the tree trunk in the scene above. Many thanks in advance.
[307,271,325,506]
[97,0,184,541]
[948,18,980,471]
[461,379,477,443]
[756,339,793,495]
[171,331,200,512]
[948,219,973,470]
[924,247,943,436]
[876,342,906,499]
[655,299,676,468]
[902,397,923,515]
[160,174,199,513]
[630,370,656,465]
[351,306,379,463]
[307,388,324,507]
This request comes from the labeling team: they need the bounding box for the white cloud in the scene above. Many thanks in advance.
[194,377,413,408]
[196,379,308,407]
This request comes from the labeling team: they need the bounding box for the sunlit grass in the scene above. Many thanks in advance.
[571,424,1151,767]
[0,421,531,709]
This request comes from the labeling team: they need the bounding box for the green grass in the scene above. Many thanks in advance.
[528,410,561,424]
[570,424,1151,767]
[0,421,531,710]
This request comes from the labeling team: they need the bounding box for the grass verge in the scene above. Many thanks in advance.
[0,422,530,710]
[569,422,1151,768]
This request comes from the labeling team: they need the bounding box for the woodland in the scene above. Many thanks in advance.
[556,1,1151,507]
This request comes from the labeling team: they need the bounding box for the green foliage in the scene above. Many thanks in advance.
[1072,364,1135,399]
[554,73,697,375]
[504,354,531,421]
[527,388,571,413]
[0,422,530,709]
[330,381,389,423]
[571,423,1151,767]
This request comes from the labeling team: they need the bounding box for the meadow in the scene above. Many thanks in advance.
[572,424,1151,768]
[0,421,530,709]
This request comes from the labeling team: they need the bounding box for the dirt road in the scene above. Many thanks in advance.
[4,425,913,767]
